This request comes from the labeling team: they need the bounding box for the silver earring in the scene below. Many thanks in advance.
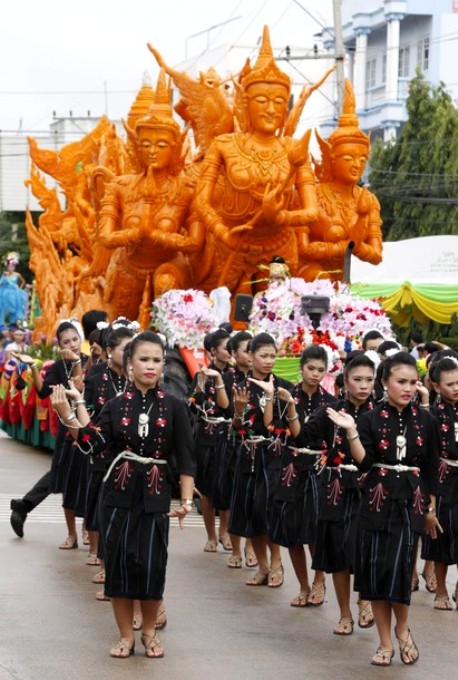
[383,387,388,401]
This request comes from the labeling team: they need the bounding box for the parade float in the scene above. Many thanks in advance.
[1,25,393,442]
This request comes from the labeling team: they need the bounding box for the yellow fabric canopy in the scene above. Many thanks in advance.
[351,281,458,326]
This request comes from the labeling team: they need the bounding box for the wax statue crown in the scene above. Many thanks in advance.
[327,79,370,150]
[134,69,181,141]
[241,25,291,93]
[127,73,156,131]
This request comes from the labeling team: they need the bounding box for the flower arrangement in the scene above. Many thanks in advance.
[249,279,392,361]
[151,289,218,349]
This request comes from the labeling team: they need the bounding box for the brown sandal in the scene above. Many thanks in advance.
[246,570,269,586]
[396,629,419,665]
[421,569,437,593]
[371,648,394,666]
[290,590,310,607]
[434,594,452,610]
[227,554,242,569]
[92,570,106,584]
[155,607,167,630]
[268,565,284,588]
[244,548,258,568]
[110,638,135,658]
[333,618,354,636]
[307,581,326,606]
[203,539,217,553]
[141,633,164,658]
[218,534,233,551]
[358,599,374,628]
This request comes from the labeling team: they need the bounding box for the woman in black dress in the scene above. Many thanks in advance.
[229,333,294,587]
[328,352,440,666]
[19,320,87,548]
[212,331,257,568]
[422,356,458,609]
[51,331,196,659]
[269,345,336,607]
[304,353,375,632]
[83,325,135,568]
[188,329,231,552]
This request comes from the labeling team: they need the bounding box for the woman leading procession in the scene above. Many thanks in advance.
[50,331,196,658]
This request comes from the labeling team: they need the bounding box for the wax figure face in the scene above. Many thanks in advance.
[301,359,327,390]
[109,337,132,373]
[331,142,368,184]
[233,340,251,372]
[137,128,176,171]
[129,341,164,390]
[58,328,81,355]
[250,344,276,377]
[246,83,289,135]
[345,366,375,406]
[383,364,418,410]
[434,369,458,404]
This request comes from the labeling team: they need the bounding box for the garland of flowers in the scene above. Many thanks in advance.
[151,289,218,349]
[249,278,392,360]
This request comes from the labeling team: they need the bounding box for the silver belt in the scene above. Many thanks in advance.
[201,416,231,424]
[103,450,167,482]
[440,457,458,468]
[288,446,322,456]
[244,436,270,444]
[338,464,358,472]
[373,463,420,473]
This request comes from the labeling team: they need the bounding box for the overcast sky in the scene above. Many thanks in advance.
[0,0,335,132]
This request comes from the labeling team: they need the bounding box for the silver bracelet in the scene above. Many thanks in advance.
[286,414,299,423]
[74,399,86,406]
[215,384,225,390]
[347,432,360,441]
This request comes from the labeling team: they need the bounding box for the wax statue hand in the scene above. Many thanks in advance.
[214,222,253,249]
[262,183,285,227]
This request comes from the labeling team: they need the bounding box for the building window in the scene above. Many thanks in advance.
[366,58,377,89]
[382,53,387,83]
[398,46,410,78]
[417,37,429,72]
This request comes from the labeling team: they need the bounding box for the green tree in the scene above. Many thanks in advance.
[369,71,458,241]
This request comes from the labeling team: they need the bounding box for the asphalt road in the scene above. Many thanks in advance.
[0,430,457,680]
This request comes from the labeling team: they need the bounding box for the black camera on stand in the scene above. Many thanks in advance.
[300,295,330,330]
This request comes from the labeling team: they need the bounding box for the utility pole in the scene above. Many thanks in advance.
[333,0,345,116]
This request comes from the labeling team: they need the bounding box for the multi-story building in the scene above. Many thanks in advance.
[322,0,458,140]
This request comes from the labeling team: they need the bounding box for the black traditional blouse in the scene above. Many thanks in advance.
[431,399,458,500]
[356,402,440,531]
[75,385,196,512]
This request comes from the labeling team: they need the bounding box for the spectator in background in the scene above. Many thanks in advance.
[408,331,423,359]
[361,330,384,352]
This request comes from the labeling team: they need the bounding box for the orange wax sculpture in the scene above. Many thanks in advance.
[24,26,382,339]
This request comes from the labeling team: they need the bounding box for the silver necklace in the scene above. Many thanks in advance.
[138,398,155,438]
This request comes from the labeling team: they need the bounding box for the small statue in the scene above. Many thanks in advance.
[299,79,383,281]
[0,253,27,325]
[194,26,319,297]
[89,70,204,321]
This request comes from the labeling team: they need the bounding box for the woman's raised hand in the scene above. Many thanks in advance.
[326,407,356,431]
[248,373,274,398]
